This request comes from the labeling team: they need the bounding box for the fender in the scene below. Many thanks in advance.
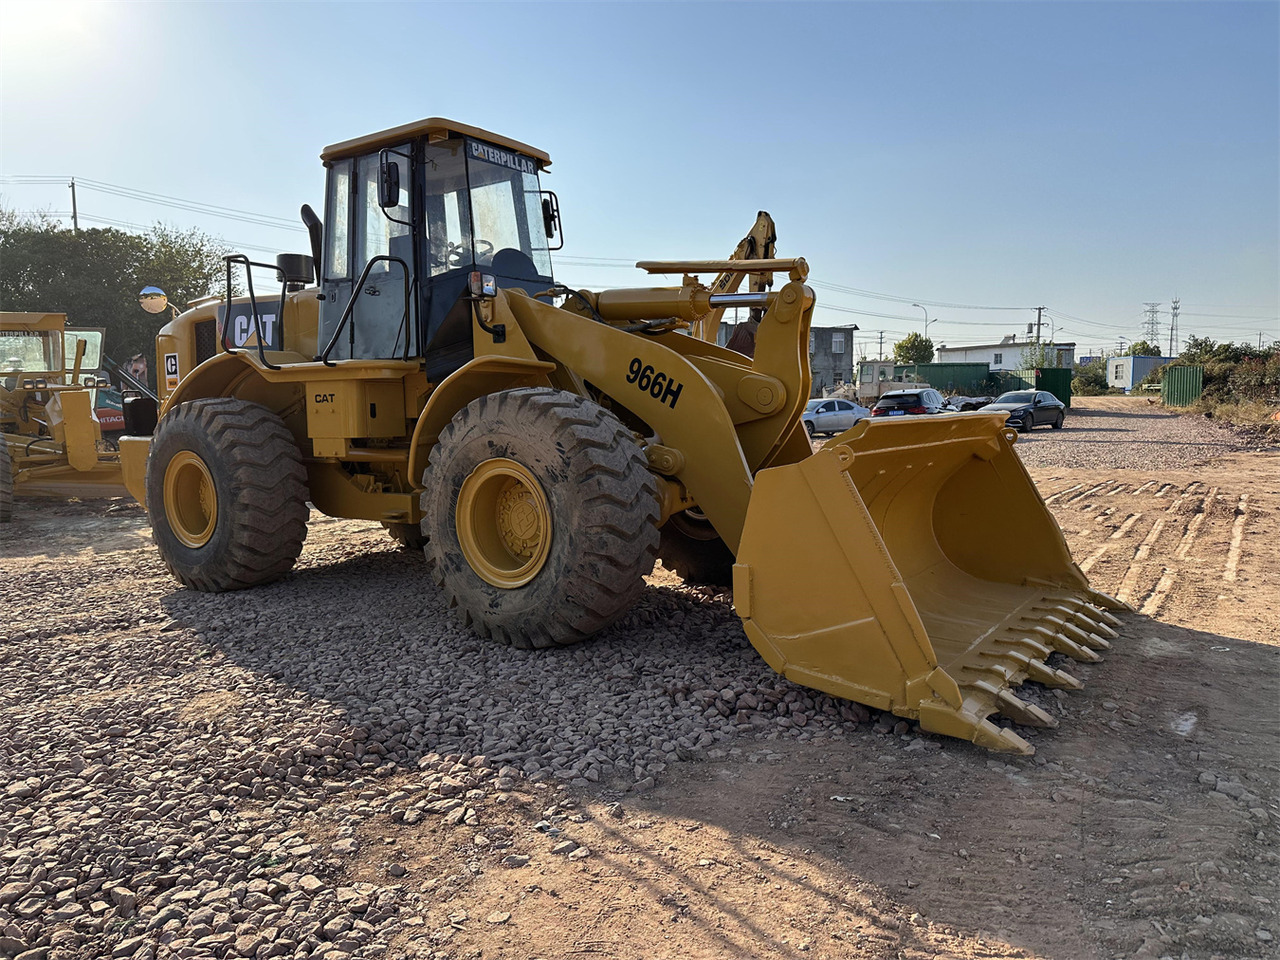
[407,355,556,484]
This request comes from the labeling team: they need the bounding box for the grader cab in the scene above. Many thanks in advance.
[0,313,137,518]
[119,118,1125,754]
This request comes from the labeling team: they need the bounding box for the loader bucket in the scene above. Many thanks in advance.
[732,413,1126,754]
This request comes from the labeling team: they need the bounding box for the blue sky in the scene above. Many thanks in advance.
[2,0,1276,359]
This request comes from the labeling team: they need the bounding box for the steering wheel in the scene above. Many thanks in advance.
[445,239,496,267]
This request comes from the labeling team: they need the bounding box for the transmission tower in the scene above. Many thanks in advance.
[1168,298,1180,357]
[1142,302,1162,345]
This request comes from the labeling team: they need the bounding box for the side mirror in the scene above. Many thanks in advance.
[540,191,563,250]
[378,155,401,209]
[139,286,169,315]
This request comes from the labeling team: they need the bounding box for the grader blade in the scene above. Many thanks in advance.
[732,413,1128,754]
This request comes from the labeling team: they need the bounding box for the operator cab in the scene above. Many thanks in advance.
[316,119,560,378]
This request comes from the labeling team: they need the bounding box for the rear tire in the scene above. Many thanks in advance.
[421,388,660,649]
[658,509,734,587]
[146,398,309,592]
[1051,412,1065,430]
[0,434,13,523]
[382,521,427,551]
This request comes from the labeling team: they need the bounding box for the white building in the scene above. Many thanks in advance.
[1108,355,1174,392]
[935,335,1075,370]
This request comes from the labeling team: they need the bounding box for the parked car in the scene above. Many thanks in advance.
[980,390,1066,431]
[803,397,870,436]
[870,388,951,418]
[948,394,994,411]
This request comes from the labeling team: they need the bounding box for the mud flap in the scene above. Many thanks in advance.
[732,414,1128,754]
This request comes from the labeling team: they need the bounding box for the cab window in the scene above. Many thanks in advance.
[421,141,472,278]
[465,139,552,279]
[325,159,352,279]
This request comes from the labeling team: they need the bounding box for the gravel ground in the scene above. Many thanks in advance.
[1010,396,1250,470]
[0,526,891,960]
[1,396,1273,960]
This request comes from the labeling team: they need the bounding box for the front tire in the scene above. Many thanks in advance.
[420,388,660,649]
[1017,415,1032,433]
[146,398,309,592]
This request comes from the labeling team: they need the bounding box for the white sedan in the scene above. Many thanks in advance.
[802,397,870,437]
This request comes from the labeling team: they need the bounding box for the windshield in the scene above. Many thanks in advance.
[64,330,104,373]
[998,392,1034,403]
[805,399,822,411]
[0,329,64,376]
[465,138,553,280]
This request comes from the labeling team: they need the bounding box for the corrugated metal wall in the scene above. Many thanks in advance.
[1035,368,1074,409]
[892,363,993,395]
[1161,365,1204,407]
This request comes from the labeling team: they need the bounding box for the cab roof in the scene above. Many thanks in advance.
[1,312,67,332]
[321,118,551,168]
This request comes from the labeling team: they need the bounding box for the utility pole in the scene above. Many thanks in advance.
[878,331,885,360]
[69,178,79,233]
[1142,302,1161,345]
[1168,297,1179,357]
[1035,306,1045,343]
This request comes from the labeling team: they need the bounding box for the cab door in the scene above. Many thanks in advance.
[319,151,414,360]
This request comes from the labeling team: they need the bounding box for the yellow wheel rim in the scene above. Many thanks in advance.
[163,450,218,549]
[456,458,552,588]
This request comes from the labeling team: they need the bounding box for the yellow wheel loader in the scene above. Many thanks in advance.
[118,118,1126,754]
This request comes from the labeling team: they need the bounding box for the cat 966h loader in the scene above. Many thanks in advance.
[117,118,1126,754]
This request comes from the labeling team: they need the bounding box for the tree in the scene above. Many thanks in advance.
[1126,339,1160,357]
[1071,358,1110,396]
[0,209,231,378]
[1020,342,1058,369]
[892,332,934,364]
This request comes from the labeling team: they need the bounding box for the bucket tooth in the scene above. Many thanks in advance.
[988,686,1058,728]
[1061,621,1112,652]
[968,662,1018,684]
[1087,590,1130,616]
[1072,614,1118,642]
[1023,658,1083,691]
[917,699,1035,755]
[1028,626,1103,663]
[1042,599,1120,641]
[992,635,1054,662]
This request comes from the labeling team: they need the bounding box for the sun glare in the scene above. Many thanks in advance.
[0,1,114,61]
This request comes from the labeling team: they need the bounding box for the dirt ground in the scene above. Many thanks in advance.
[2,398,1277,960]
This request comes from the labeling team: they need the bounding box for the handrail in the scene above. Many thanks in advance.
[316,255,410,366]
[222,254,288,371]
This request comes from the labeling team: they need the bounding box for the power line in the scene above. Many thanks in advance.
[42,210,289,256]
[1,175,305,232]
[807,279,1032,311]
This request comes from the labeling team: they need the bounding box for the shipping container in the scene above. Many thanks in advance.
[892,362,992,396]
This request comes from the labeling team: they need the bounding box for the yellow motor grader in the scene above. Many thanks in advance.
[118,118,1125,754]
[0,312,140,519]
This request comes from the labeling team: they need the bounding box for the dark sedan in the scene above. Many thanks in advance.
[871,388,951,417]
[980,390,1066,431]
